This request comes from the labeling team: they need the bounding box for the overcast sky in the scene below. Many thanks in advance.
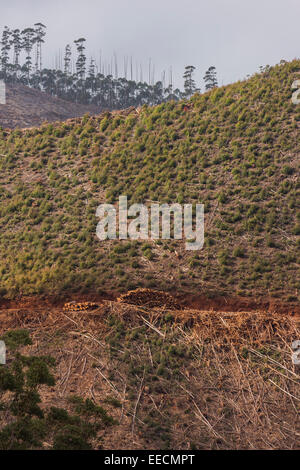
[1,0,300,89]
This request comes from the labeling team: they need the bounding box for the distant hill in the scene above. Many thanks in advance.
[0,60,299,305]
[0,82,99,129]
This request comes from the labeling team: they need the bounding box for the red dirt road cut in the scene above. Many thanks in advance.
[0,290,299,317]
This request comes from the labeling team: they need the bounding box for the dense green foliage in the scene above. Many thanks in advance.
[0,329,116,450]
[0,60,299,301]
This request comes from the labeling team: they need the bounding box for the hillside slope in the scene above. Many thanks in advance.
[0,82,99,129]
[0,301,299,449]
[0,60,299,303]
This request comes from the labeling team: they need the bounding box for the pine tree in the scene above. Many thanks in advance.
[88,58,96,79]
[87,58,97,95]
[74,38,86,80]
[183,65,199,98]
[64,44,72,75]
[34,23,46,72]
[22,27,35,81]
[0,26,11,78]
[12,29,22,70]
[203,66,218,91]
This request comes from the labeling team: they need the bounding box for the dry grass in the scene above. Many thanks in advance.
[0,301,299,450]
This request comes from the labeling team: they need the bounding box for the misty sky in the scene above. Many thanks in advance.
[1,0,300,89]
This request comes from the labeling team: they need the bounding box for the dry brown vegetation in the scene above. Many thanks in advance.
[0,296,299,450]
[0,82,99,129]
[118,289,182,309]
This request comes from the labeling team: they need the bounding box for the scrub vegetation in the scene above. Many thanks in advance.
[0,60,299,303]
